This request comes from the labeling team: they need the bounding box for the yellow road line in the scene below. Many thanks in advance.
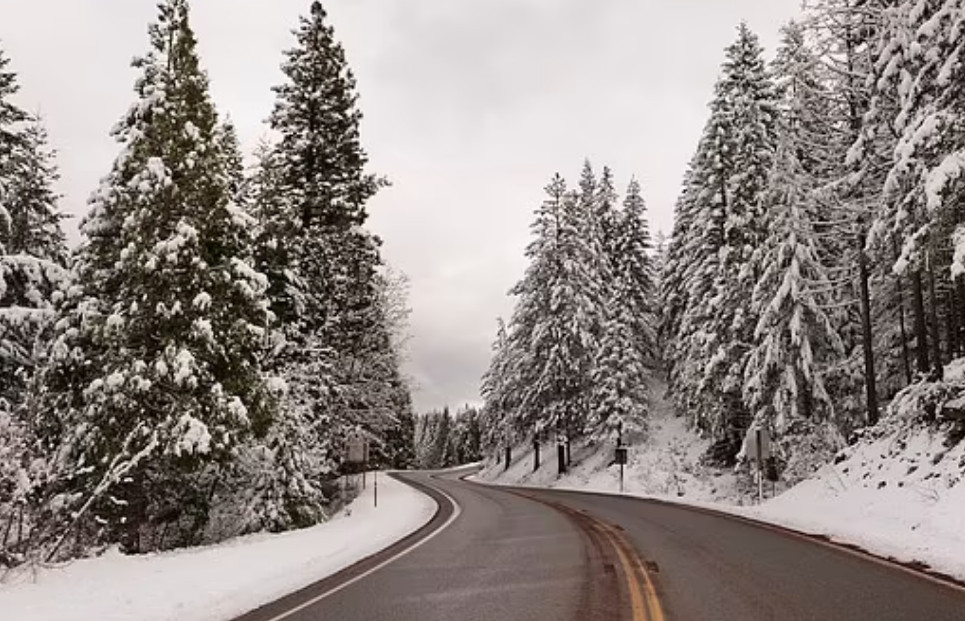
[598,522,649,620]
[508,491,667,620]
[597,521,667,621]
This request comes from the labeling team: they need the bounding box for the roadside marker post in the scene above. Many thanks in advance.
[615,422,628,493]
[756,428,763,503]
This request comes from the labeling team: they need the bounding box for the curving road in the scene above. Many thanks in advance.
[234,470,965,621]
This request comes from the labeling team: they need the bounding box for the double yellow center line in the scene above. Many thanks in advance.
[517,491,666,621]
[593,518,665,621]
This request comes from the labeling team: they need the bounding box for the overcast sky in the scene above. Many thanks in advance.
[3,0,802,412]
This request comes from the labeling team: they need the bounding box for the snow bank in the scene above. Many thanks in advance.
[738,395,965,581]
[0,472,436,621]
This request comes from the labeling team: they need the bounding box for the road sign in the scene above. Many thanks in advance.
[742,427,771,462]
[742,426,772,504]
[346,435,367,464]
[615,447,628,465]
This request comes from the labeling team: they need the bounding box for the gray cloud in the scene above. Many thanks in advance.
[3,0,800,412]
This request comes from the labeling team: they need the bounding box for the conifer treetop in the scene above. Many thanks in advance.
[270,0,375,230]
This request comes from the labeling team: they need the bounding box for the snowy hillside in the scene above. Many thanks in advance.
[746,360,965,581]
[478,373,965,582]
[478,378,749,505]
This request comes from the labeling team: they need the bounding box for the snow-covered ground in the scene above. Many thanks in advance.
[0,472,436,621]
[478,379,748,504]
[477,377,965,582]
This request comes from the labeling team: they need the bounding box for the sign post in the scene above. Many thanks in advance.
[744,427,771,504]
[345,433,369,508]
[616,422,627,493]
[756,428,763,503]
[533,436,540,472]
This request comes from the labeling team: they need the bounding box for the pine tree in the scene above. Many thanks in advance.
[268,0,382,353]
[591,276,651,437]
[513,174,601,444]
[663,24,779,462]
[615,178,657,362]
[502,176,569,440]
[1,118,68,412]
[737,21,847,481]
[588,177,656,437]
[0,53,67,561]
[743,134,845,478]
[480,317,518,449]
[35,0,275,555]
[254,0,393,488]
[0,46,27,174]
[865,0,965,386]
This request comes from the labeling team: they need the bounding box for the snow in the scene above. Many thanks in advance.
[477,376,965,582]
[172,414,212,456]
[0,472,436,621]
[478,378,744,503]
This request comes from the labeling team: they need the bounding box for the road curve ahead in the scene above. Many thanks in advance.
[234,471,965,621]
[518,485,965,621]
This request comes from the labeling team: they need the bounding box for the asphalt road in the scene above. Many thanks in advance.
[235,471,965,621]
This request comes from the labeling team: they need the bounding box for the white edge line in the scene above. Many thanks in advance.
[265,478,462,621]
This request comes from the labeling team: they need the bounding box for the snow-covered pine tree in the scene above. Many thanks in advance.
[0,46,27,171]
[663,23,779,463]
[480,317,518,451]
[588,177,656,438]
[595,165,620,271]
[501,176,570,441]
[590,274,651,438]
[0,50,68,562]
[574,161,612,438]
[1,118,68,412]
[512,174,601,446]
[35,0,275,556]
[659,162,699,390]
[800,0,896,428]
[739,20,846,482]
[862,0,965,387]
[448,406,482,465]
[259,0,393,487]
[743,133,845,481]
[615,178,657,363]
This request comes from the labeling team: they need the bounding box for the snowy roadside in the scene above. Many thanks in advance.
[0,472,437,621]
[477,463,965,583]
[474,378,965,583]
[476,452,965,583]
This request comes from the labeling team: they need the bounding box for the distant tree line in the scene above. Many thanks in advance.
[414,407,482,469]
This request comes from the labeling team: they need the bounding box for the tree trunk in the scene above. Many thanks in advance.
[911,270,930,375]
[926,255,943,379]
[857,234,879,425]
[945,289,957,362]
[892,239,912,385]
[957,280,965,355]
